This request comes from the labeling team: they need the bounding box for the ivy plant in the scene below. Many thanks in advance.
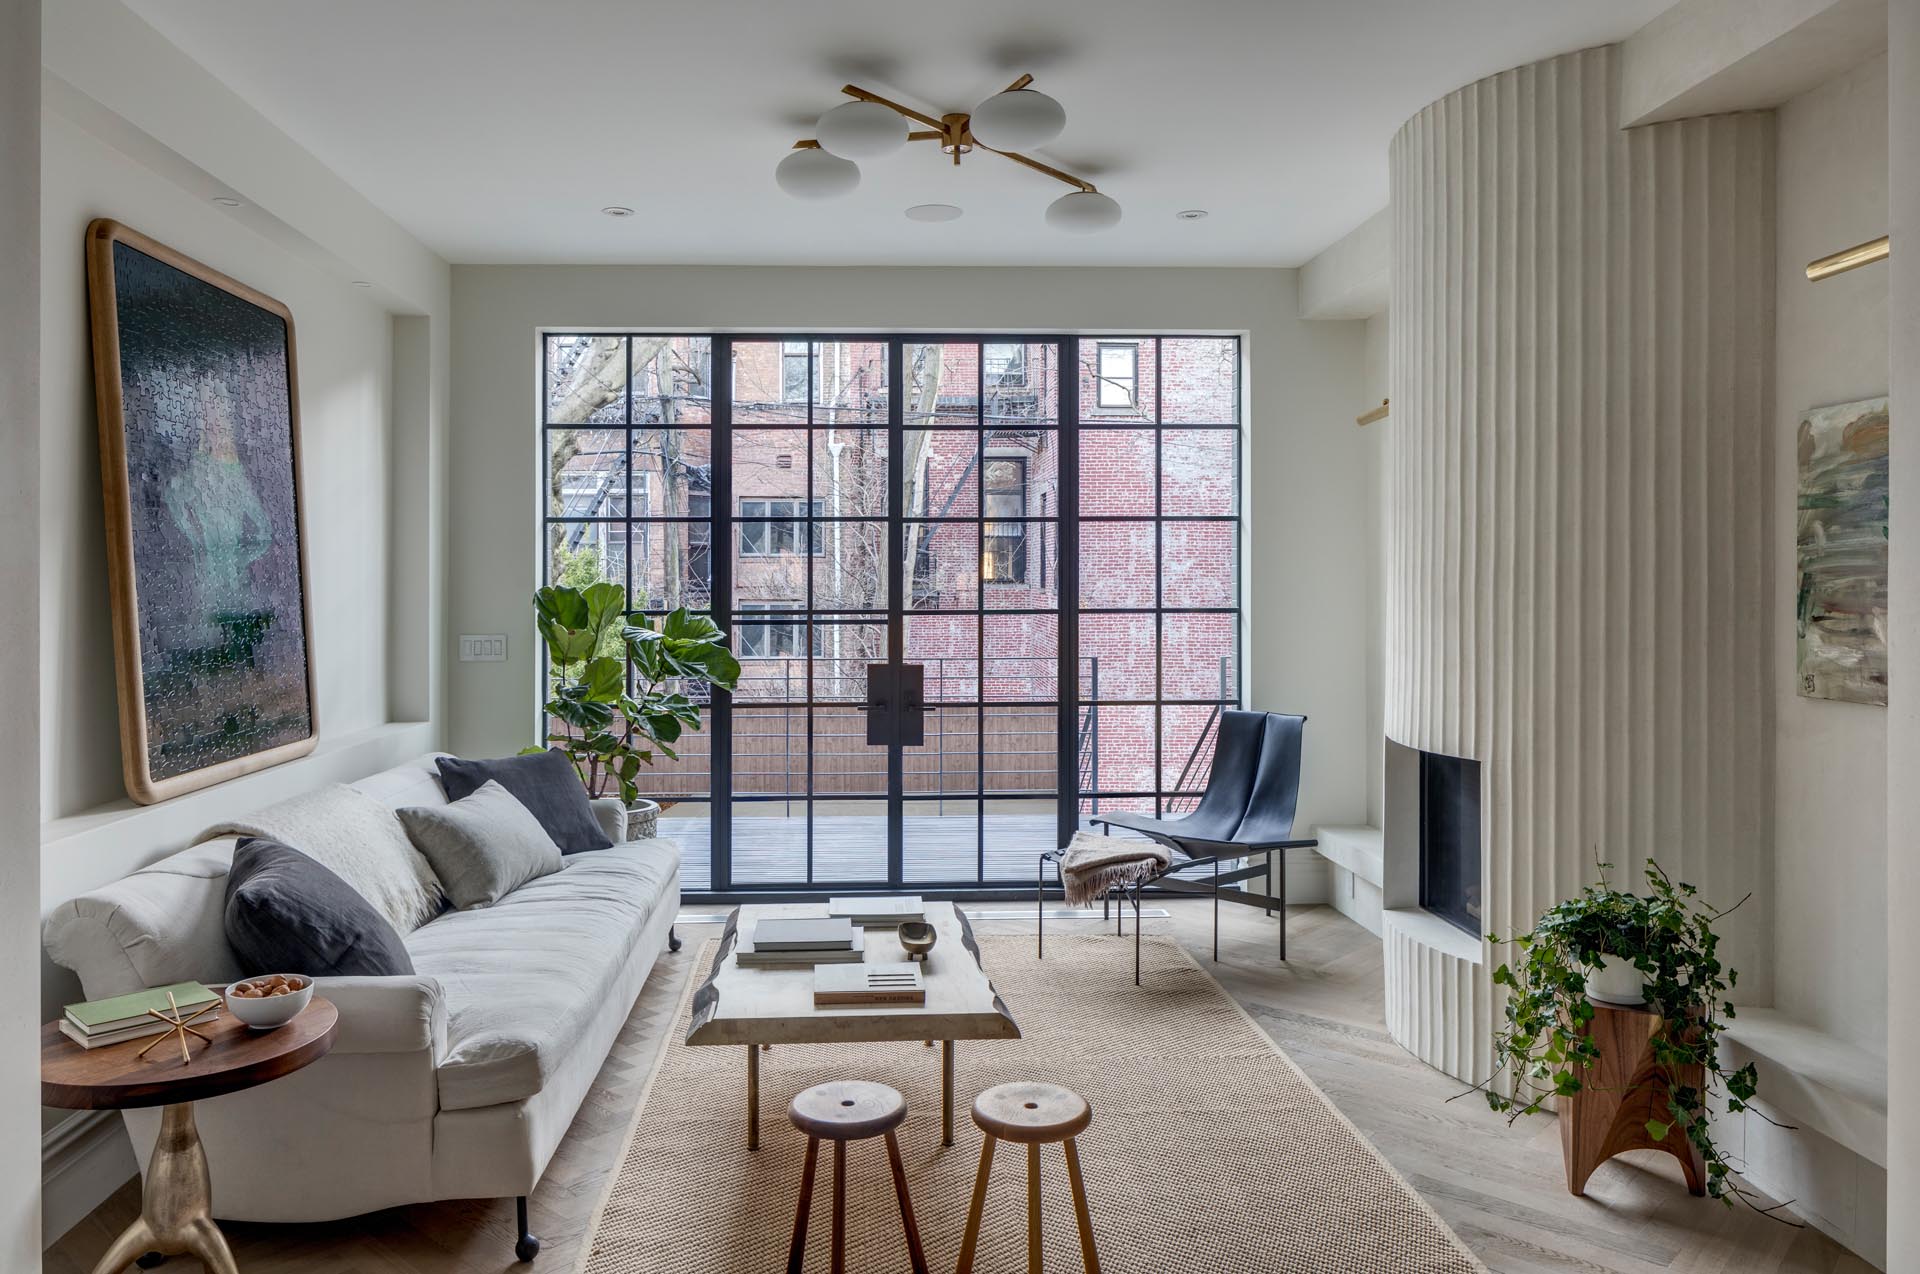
[530,582,741,805]
[1478,860,1784,1209]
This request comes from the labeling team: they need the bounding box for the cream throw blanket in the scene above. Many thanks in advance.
[1056,830,1171,906]
[200,783,446,933]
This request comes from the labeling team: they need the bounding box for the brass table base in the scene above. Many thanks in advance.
[90,1103,237,1274]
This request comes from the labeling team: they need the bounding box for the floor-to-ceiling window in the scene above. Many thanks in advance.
[541,332,1241,896]
[1074,337,1242,826]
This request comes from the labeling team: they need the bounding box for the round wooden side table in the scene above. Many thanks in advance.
[42,996,339,1274]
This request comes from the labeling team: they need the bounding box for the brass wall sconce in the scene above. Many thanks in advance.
[1807,234,1890,281]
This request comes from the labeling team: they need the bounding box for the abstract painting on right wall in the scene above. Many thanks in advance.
[1797,395,1890,705]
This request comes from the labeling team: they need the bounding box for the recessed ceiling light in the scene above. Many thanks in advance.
[351,280,373,288]
[601,205,635,218]
[1175,209,1209,221]
[212,196,243,207]
[905,204,963,223]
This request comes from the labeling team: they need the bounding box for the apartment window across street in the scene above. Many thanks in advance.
[1096,342,1137,408]
[780,341,809,403]
[740,497,824,555]
[737,602,816,659]
[983,456,1028,583]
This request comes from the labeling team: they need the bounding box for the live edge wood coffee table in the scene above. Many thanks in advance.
[686,904,1020,1150]
[42,997,339,1274]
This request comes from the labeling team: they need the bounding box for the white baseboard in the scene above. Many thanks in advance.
[42,1110,137,1249]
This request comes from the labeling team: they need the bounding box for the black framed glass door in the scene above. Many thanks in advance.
[714,337,1072,892]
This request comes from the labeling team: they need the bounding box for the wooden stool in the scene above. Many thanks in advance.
[786,1080,927,1274]
[957,1082,1100,1274]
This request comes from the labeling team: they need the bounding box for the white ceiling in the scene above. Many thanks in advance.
[125,0,1672,268]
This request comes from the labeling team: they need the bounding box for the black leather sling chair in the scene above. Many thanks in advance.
[1038,711,1316,985]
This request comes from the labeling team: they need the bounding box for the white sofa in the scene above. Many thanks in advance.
[42,753,682,1262]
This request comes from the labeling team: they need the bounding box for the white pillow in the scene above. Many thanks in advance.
[198,783,446,932]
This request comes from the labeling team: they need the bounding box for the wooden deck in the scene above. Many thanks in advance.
[657,810,1133,890]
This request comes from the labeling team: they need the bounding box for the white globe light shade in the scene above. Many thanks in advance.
[775,148,859,199]
[1045,190,1122,233]
[969,88,1066,151]
[815,100,908,160]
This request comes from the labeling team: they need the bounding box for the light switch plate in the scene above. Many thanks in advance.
[459,634,508,662]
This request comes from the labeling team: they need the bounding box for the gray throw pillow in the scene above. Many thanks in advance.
[397,781,564,909]
[434,751,613,854]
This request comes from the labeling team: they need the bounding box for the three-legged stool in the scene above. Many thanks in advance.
[785,1080,928,1274]
[956,1082,1100,1274]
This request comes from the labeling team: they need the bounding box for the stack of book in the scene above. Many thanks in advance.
[828,896,925,926]
[735,917,866,968]
[60,982,220,1049]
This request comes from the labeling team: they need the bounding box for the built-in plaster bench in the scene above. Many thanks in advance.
[1715,1010,1888,1265]
[1312,825,1383,936]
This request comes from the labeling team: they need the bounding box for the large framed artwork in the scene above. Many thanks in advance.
[1796,394,1889,706]
[86,220,316,804]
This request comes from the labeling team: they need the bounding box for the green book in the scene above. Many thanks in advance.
[64,981,219,1035]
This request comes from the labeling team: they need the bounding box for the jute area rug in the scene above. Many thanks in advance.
[579,933,1485,1274]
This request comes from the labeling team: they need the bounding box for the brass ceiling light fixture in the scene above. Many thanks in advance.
[775,74,1122,233]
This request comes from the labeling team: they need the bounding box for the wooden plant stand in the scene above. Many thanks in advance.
[1558,999,1706,1197]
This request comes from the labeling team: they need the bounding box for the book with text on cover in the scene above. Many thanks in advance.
[813,961,927,1007]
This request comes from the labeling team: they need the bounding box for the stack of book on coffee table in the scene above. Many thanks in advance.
[735,916,866,968]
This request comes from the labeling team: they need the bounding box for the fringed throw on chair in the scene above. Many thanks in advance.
[1056,831,1171,906]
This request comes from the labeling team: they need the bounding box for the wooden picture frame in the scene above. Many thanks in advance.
[86,219,317,805]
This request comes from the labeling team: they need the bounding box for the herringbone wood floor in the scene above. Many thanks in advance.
[47,903,1875,1274]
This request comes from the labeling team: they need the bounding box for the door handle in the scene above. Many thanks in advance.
[863,663,928,746]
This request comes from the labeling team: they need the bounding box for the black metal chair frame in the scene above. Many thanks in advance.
[1036,711,1317,985]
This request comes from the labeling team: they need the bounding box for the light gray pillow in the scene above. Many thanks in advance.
[397,780,564,909]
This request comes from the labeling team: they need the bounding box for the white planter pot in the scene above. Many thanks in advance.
[625,799,660,840]
[1582,954,1648,1006]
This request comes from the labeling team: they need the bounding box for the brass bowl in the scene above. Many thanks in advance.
[898,921,937,962]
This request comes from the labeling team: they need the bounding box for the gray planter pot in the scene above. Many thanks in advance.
[625,799,660,840]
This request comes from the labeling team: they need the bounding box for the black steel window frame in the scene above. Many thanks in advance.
[541,331,1242,898]
[1073,336,1243,822]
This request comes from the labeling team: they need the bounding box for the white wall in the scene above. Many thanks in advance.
[2,0,43,1263]
[448,265,1373,839]
[1772,56,1891,1054]
[1884,0,1919,1264]
[36,1,452,1245]
[40,112,400,818]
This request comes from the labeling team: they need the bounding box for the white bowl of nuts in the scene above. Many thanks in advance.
[224,974,313,1030]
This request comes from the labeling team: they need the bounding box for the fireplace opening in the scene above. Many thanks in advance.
[1385,738,1483,937]
[1418,749,1481,936]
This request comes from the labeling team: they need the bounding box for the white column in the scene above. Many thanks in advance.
[0,0,42,1261]
[1386,45,1776,1079]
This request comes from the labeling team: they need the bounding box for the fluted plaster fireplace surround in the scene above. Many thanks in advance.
[1383,45,1775,1084]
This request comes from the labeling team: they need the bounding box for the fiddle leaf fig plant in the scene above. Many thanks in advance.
[1478,859,1780,1208]
[531,583,741,805]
